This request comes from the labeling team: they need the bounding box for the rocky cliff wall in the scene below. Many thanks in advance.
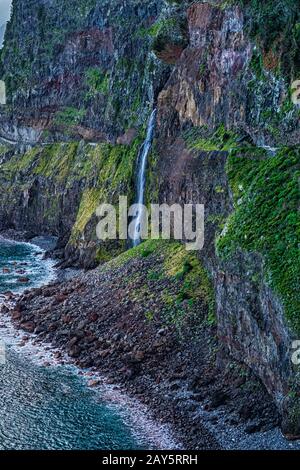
[0,0,171,142]
[153,1,300,435]
[0,0,299,435]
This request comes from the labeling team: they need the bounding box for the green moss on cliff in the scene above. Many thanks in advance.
[0,0,98,95]
[1,147,40,174]
[163,242,216,325]
[95,244,127,264]
[233,0,299,77]
[85,68,110,98]
[183,125,238,152]
[54,107,87,129]
[217,145,300,331]
[138,14,188,61]
[0,135,142,264]
[35,143,79,181]
[145,144,160,207]
[109,239,216,328]
[70,135,143,240]
[1,143,80,183]
[72,188,102,236]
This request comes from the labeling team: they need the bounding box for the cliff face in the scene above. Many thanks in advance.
[0,0,299,436]
[0,0,169,143]
[0,0,172,265]
[153,1,299,434]
[157,1,299,145]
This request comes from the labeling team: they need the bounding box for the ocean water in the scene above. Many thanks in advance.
[0,236,55,294]
[0,350,142,450]
[0,237,144,450]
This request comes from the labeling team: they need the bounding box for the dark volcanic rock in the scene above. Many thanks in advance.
[20,321,35,333]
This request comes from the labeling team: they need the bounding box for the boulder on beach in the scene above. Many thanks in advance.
[20,321,35,333]
[18,277,30,283]
[87,379,100,388]
[0,304,9,313]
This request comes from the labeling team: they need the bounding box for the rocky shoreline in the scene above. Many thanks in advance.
[2,239,298,450]
[0,294,179,450]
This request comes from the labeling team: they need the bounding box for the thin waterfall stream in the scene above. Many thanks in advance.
[132,109,157,246]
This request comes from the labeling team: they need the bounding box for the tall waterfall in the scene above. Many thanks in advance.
[132,109,157,246]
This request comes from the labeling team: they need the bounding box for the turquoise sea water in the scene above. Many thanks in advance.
[0,237,55,294]
[0,237,144,450]
[0,349,142,450]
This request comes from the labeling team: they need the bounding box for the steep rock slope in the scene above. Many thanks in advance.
[0,0,172,264]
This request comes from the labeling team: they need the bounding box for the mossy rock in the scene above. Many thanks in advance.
[217,145,300,332]
[149,16,188,64]
[107,239,216,329]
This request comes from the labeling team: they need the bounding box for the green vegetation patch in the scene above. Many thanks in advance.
[1,143,79,183]
[70,135,143,239]
[217,145,300,331]
[183,125,238,152]
[0,134,143,247]
[108,239,216,330]
[72,188,102,235]
[0,0,98,97]
[85,68,110,98]
[34,143,79,181]
[163,242,216,325]
[0,146,40,175]
[136,16,188,59]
